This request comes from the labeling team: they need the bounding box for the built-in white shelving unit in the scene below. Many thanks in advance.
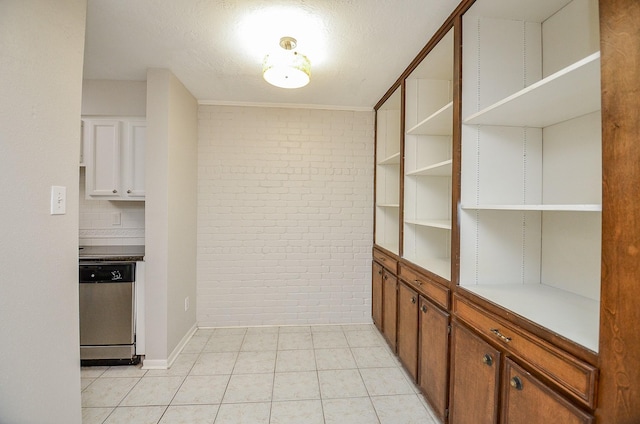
[403,29,454,279]
[375,88,402,255]
[459,0,602,352]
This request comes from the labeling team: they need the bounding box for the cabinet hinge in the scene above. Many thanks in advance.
[445,408,449,418]
[447,324,451,335]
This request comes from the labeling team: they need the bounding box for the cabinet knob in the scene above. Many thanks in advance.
[421,304,427,313]
[411,296,417,304]
[384,275,388,281]
[414,279,423,286]
[510,376,523,391]
[127,189,132,194]
[378,270,383,275]
[482,354,493,366]
[112,189,117,194]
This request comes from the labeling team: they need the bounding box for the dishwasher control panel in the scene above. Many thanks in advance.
[79,262,135,283]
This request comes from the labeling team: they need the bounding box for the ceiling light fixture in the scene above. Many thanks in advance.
[263,36,311,89]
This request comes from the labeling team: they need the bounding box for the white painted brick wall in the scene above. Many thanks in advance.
[197,105,374,327]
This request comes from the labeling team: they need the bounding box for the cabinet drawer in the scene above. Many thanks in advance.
[373,248,398,273]
[453,295,597,409]
[399,263,449,310]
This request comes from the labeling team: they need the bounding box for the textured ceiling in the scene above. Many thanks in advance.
[83,0,460,109]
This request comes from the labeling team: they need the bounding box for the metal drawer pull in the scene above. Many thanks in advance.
[411,296,417,304]
[510,376,523,391]
[421,304,427,313]
[482,354,493,366]
[490,328,512,343]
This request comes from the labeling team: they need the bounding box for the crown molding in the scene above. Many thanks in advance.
[198,100,373,112]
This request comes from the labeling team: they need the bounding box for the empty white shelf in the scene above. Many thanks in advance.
[407,102,453,136]
[377,203,400,208]
[464,53,601,128]
[461,204,602,212]
[378,152,401,165]
[405,219,452,230]
[461,283,599,352]
[406,160,452,177]
[405,255,451,280]
[377,242,399,254]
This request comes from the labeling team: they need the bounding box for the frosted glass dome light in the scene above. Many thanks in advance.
[263,37,311,89]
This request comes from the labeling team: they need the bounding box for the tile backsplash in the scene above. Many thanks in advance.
[79,167,145,246]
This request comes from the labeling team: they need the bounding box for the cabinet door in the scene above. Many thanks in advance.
[382,272,397,350]
[397,281,419,381]
[372,262,384,332]
[123,121,145,199]
[502,359,593,424]
[449,322,500,424]
[86,120,121,197]
[419,297,450,421]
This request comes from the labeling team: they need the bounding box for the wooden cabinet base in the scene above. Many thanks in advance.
[449,322,501,424]
[397,282,419,380]
[502,359,594,424]
[419,297,450,422]
[372,262,383,332]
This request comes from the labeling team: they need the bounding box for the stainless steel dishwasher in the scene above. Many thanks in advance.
[79,262,138,365]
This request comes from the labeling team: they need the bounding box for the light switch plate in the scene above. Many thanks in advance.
[50,186,66,215]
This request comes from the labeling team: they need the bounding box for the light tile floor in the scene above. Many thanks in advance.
[82,324,439,424]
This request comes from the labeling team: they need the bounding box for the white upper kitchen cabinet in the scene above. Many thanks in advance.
[83,118,146,201]
[123,121,146,199]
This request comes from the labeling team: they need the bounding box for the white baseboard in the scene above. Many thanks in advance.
[167,323,198,367]
[140,359,168,370]
[141,323,198,370]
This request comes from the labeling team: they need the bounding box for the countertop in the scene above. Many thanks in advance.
[79,245,145,262]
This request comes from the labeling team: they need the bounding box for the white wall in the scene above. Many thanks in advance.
[0,1,86,423]
[82,79,146,117]
[145,69,198,366]
[197,105,375,327]
[79,80,147,246]
[166,74,199,353]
